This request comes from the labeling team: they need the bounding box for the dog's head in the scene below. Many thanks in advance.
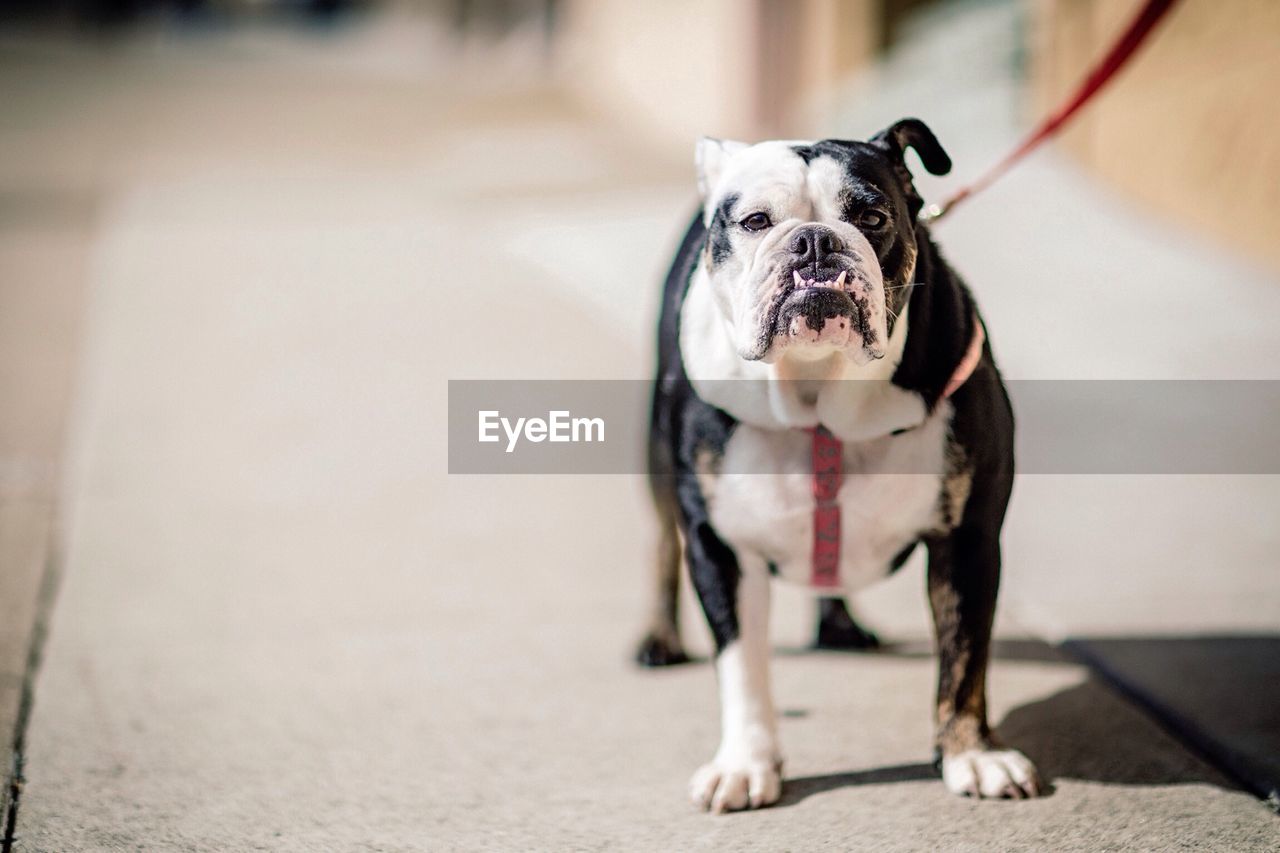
[695,119,950,367]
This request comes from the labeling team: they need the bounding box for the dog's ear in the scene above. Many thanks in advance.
[695,137,748,200]
[869,119,950,219]
[870,118,951,177]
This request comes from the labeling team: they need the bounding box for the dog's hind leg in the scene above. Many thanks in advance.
[634,491,690,667]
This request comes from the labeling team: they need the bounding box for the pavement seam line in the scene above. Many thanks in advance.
[2,523,64,853]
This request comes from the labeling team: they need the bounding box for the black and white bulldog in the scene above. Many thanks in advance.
[639,119,1042,811]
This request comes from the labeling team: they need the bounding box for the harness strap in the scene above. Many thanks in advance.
[807,316,985,587]
[808,424,843,588]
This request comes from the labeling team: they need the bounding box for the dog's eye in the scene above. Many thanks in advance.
[740,212,772,232]
[857,210,888,230]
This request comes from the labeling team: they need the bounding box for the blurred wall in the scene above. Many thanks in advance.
[1032,0,1280,270]
[557,0,877,154]
[558,0,756,153]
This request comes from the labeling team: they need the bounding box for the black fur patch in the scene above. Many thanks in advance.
[707,193,739,268]
[648,213,743,652]
[790,144,818,164]
[674,401,741,651]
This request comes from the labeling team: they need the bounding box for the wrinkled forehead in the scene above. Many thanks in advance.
[709,139,892,220]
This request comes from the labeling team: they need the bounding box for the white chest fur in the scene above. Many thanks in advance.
[703,404,955,592]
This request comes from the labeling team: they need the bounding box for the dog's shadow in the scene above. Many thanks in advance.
[776,639,1251,807]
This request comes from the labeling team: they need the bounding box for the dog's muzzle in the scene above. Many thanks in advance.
[777,272,857,347]
[765,224,882,359]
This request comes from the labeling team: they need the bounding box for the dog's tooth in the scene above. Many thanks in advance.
[836,270,847,289]
[793,271,803,287]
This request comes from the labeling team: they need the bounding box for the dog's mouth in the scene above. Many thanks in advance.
[761,267,883,362]
[790,269,850,292]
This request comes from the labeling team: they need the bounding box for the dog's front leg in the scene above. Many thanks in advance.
[688,554,781,812]
[926,528,1042,799]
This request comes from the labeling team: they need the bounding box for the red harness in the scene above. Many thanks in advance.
[807,319,985,587]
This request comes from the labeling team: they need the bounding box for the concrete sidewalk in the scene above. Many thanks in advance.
[0,64,93,833]
[2,6,1278,852]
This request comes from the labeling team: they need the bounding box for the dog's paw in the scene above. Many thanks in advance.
[942,748,1043,799]
[814,598,881,651]
[813,616,881,651]
[633,630,691,667]
[689,755,782,813]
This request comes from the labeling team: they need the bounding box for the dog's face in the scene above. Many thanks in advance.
[695,119,951,366]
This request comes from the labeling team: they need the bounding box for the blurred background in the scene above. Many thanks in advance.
[1,1,1278,850]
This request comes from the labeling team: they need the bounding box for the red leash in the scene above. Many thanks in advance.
[922,0,1181,223]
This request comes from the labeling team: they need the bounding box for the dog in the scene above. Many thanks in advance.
[641,119,1042,811]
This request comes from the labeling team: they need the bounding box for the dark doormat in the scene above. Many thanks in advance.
[1063,635,1280,809]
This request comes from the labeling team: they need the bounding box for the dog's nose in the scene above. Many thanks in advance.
[789,225,843,266]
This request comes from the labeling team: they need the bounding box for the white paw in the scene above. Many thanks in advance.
[689,754,783,813]
[942,748,1043,799]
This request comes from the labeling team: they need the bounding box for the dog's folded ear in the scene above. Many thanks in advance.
[871,119,951,177]
[695,137,749,200]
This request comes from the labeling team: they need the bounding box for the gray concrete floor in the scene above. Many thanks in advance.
[2,4,1278,851]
